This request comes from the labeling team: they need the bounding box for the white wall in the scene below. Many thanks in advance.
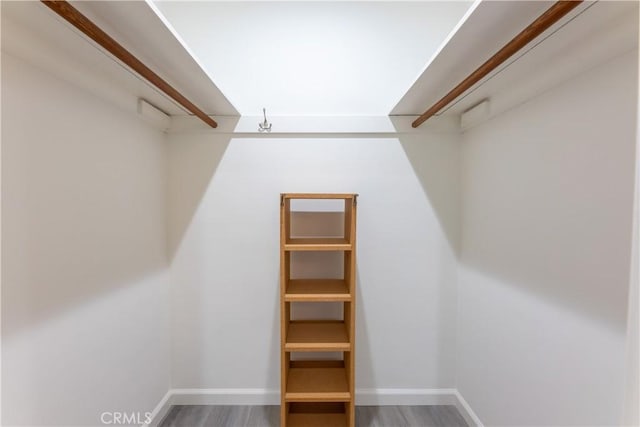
[458,50,638,426]
[624,132,639,425]
[1,52,170,426]
[167,131,462,399]
[622,14,640,422]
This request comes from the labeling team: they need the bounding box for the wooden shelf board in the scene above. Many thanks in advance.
[285,238,352,251]
[286,279,351,302]
[290,360,344,369]
[288,413,347,427]
[286,367,350,402]
[283,193,357,200]
[286,321,350,352]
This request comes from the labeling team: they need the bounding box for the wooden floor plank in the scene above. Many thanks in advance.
[158,405,468,427]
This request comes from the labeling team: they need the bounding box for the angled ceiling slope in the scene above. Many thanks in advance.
[70,0,240,117]
[1,0,238,118]
[393,0,639,120]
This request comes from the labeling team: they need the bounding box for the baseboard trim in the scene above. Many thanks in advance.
[145,388,482,426]
[171,388,280,405]
[454,390,484,427]
[143,390,173,427]
[355,388,458,406]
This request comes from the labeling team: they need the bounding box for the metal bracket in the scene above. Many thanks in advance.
[353,194,358,206]
[280,194,285,207]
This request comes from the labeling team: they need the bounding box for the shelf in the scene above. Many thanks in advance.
[286,321,350,352]
[281,192,357,426]
[286,366,350,402]
[288,413,347,427]
[286,279,351,302]
[283,193,357,200]
[285,237,352,251]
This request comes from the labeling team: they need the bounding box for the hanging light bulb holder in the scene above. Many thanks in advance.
[258,108,272,132]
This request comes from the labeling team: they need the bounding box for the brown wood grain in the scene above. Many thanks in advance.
[286,367,350,402]
[288,413,348,427]
[285,237,352,251]
[282,194,357,200]
[281,197,289,427]
[412,0,583,128]
[346,197,357,426]
[285,279,351,302]
[41,0,218,128]
[281,194,357,426]
[286,321,350,352]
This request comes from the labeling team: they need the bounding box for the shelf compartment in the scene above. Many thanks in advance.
[286,279,351,302]
[288,403,347,427]
[286,321,350,352]
[288,413,347,427]
[285,237,352,251]
[285,361,350,402]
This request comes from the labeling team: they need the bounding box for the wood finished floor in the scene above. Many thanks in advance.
[159,405,469,427]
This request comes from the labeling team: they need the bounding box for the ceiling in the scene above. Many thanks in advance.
[152,1,473,116]
[3,0,635,128]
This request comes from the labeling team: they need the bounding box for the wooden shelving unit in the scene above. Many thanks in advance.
[280,193,357,427]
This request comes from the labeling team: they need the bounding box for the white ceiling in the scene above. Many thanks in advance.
[391,0,639,118]
[152,1,472,116]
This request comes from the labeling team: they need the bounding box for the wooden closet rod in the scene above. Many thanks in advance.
[41,0,218,128]
[412,0,583,128]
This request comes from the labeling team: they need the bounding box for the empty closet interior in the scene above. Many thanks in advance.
[1,1,638,426]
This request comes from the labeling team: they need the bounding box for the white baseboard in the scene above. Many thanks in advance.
[143,390,173,427]
[454,390,484,427]
[171,388,280,405]
[355,388,458,406]
[145,388,482,427]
